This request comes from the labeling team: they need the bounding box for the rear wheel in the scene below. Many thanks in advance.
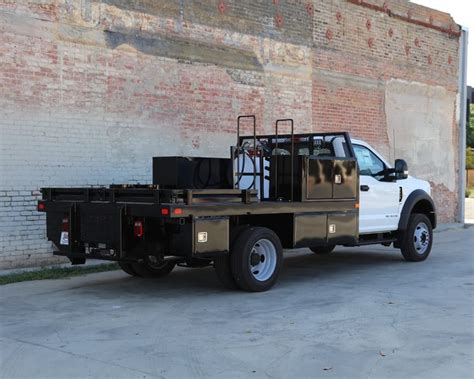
[214,255,238,289]
[213,225,248,289]
[131,255,176,278]
[310,245,335,255]
[400,213,433,262]
[118,262,138,276]
[230,227,283,292]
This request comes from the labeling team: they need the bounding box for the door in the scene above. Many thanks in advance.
[353,144,400,234]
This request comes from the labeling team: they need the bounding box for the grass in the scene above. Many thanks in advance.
[0,263,120,285]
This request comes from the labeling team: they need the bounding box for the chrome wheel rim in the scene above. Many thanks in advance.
[413,222,430,255]
[249,239,277,282]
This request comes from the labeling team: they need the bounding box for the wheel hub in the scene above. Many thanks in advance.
[145,255,168,269]
[250,252,261,266]
[248,239,277,282]
[413,222,430,254]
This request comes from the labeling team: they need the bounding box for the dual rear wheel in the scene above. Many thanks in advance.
[119,255,176,278]
[214,227,283,292]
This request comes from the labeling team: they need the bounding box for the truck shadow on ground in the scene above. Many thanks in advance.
[75,248,409,297]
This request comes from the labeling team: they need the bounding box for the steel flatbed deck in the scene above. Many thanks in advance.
[37,117,366,291]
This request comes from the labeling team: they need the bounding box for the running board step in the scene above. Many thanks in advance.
[355,238,397,246]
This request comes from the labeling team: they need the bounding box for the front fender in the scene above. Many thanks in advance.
[398,189,437,230]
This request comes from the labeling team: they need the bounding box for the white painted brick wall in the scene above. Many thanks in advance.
[0,109,232,269]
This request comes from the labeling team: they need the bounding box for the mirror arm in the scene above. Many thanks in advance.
[374,168,395,177]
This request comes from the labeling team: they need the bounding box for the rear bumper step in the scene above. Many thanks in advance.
[54,251,190,265]
[54,250,121,262]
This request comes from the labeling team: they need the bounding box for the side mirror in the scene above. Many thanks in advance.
[394,159,408,180]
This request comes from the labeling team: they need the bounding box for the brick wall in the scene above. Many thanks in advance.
[0,0,461,268]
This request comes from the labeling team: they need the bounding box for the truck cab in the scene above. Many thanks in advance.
[350,139,434,235]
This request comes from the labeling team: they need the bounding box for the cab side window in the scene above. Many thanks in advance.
[353,144,385,178]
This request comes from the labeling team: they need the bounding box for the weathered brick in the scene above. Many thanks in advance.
[0,0,462,268]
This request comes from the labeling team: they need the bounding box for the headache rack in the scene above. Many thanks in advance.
[232,116,355,203]
[232,116,297,201]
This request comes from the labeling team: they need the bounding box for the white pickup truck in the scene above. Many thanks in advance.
[348,138,435,261]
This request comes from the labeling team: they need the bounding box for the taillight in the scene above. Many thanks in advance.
[62,217,69,232]
[134,220,144,238]
[160,208,169,216]
[37,201,45,211]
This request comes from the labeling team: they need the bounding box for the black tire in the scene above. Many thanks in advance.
[310,245,336,255]
[214,255,239,289]
[400,213,433,262]
[118,262,139,276]
[131,256,176,278]
[213,225,248,289]
[230,227,283,292]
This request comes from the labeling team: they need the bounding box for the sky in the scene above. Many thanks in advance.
[411,0,473,86]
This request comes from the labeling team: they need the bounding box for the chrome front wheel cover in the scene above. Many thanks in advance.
[413,222,430,255]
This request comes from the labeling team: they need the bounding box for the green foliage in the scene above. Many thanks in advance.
[0,263,119,285]
[471,104,474,127]
[467,147,474,169]
[468,104,474,148]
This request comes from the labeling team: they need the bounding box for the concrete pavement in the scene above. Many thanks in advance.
[1,227,473,378]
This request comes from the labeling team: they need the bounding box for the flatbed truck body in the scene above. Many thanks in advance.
[38,116,436,291]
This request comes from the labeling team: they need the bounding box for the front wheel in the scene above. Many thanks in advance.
[400,213,433,262]
[131,255,176,278]
[231,227,283,292]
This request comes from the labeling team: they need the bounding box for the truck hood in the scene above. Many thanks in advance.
[404,176,431,196]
